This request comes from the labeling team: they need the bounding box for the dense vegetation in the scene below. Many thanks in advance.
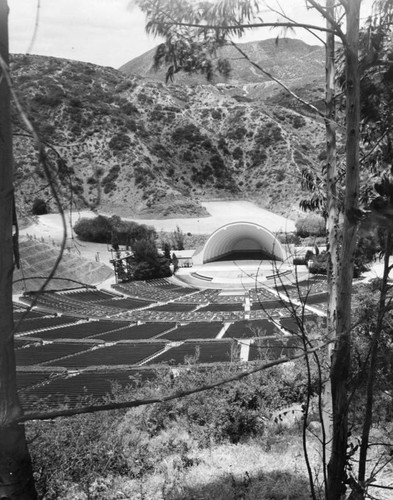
[11,43,326,219]
[73,215,156,246]
[27,361,317,499]
[74,215,171,280]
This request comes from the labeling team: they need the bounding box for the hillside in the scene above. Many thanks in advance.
[11,39,326,220]
[119,37,325,88]
[13,238,113,293]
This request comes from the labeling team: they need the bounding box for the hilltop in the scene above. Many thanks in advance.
[11,39,326,220]
[120,37,325,88]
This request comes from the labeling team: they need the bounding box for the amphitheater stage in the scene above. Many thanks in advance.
[175,260,302,290]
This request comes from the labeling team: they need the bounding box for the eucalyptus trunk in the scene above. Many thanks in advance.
[323,0,338,472]
[0,1,37,497]
[327,1,361,498]
[358,232,393,489]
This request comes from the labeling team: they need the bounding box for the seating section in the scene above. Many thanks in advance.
[13,238,113,293]
[63,289,118,302]
[18,369,156,409]
[21,292,123,318]
[15,343,94,366]
[158,322,224,341]
[13,276,327,411]
[95,323,176,342]
[148,303,198,312]
[113,280,197,302]
[224,319,281,339]
[248,336,299,361]
[24,320,129,340]
[150,340,237,365]
[45,342,167,368]
[174,289,220,304]
[14,316,78,334]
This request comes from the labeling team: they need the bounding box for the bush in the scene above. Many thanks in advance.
[172,124,205,145]
[108,133,131,152]
[132,238,171,279]
[102,165,120,194]
[27,361,315,497]
[308,251,328,275]
[73,215,156,245]
[295,214,326,238]
[32,198,48,215]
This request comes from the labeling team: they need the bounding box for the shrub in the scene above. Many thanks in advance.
[102,165,120,194]
[308,251,328,275]
[73,215,156,245]
[132,238,171,279]
[31,198,48,215]
[295,214,326,238]
[172,124,205,145]
[108,133,131,152]
[254,123,284,148]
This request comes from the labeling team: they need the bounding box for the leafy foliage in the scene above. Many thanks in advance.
[31,198,48,215]
[132,238,171,279]
[73,215,156,245]
[295,214,326,238]
[27,362,315,497]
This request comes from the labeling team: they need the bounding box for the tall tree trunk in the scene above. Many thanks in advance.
[0,1,37,497]
[327,1,361,498]
[358,231,393,489]
[323,0,338,475]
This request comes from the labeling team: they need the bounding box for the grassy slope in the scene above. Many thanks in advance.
[13,237,113,293]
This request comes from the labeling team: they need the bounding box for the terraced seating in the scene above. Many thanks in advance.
[14,338,42,348]
[16,371,53,391]
[150,340,238,365]
[249,288,279,301]
[15,343,94,366]
[14,316,78,335]
[250,300,287,311]
[94,322,176,342]
[198,303,245,312]
[119,310,244,323]
[157,322,224,341]
[21,292,126,319]
[248,337,299,361]
[144,279,195,293]
[113,280,197,302]
[97,298,153,309]
[210,294,247,304]
[279,315,326,334]
[148,303,197,312]
[18,369,157,409]
[44,342,167,368]
[224,319,281,339]
[14,238,112,293]
[174,289,221,304]
[63,289,118,302]
[30,320,130,340]
[13,307,48,321]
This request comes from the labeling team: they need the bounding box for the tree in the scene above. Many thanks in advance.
[0,0,37,497]
[135,0,364,497]
[132,238,171,279]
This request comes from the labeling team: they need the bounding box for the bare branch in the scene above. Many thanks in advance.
[229,40,328,120]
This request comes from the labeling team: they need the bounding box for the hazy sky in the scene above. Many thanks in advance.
[8,0,374,69]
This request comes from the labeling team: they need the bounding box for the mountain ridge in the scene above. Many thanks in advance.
[11,39,326,222]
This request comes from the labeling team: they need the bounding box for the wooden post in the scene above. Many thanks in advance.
[0,1,37,497]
